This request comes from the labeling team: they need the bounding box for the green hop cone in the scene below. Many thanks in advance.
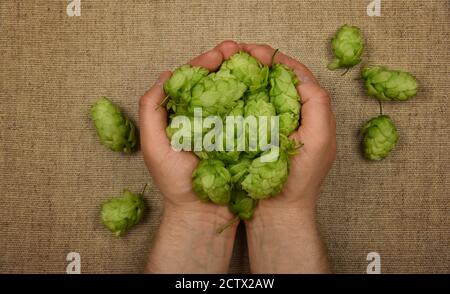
[192,159,232,205]
[214,133,241,163]
[227,100,245,116]
[214,136,241,164]
[101,189,145,237]
[328,24,364,70]
[166,115,210,151]
[90,97,137,153]
[362,65,418,101]
[280,134,302,155]
[269,63,300,137]
[229,189,257,220]
[246,90,270,102]
[220,52,269,93]
[244,99,276,117]
[279,112,299,136]
[164,65,209,113]
[269,64,301,115]
[228,158,252,186]
[241,148,289,199]
[362,115,399,161]
[190,70,247,116]
[244,99,277,151]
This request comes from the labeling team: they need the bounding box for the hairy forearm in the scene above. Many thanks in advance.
[145,204,238,273]
[246,202,330,273]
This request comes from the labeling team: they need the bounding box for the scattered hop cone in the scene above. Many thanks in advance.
[241,148,289,199]
[362,65,418,101]
[362,115,399,161]
[164,65,209,113]
[91,97,137,153]
[101,189,145,237]
[229,189,257,220]
[328,24,364,70]
[221,52,269,93]
[190,70,247,116]
[192,159,232,205]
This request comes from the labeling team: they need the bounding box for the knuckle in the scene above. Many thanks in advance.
[261,44,275,51]
[220,39,238,47]
[315,88,331,102]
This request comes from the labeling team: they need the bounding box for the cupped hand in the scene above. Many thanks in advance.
[140,41,336,216]
[238,43,336,211]
[139,40,241,219]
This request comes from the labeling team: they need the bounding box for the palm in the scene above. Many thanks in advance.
[151,149,199,204]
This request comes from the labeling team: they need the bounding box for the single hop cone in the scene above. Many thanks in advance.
[101,189,145,237]
[229,189,257,220]
[269,63,300,136]
[90,97,137,153]
[241,148,289,200]
[163,65,209,115]
[220,52,269,93]
[362,115,399,161]
[189,69,247,116]
[192,159,232,205]
[328,24,364,70]
[362,65,418,101]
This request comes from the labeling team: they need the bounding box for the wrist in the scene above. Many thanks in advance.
[246,198,317,233]
[147,198,238,273]
[162,200,238,234]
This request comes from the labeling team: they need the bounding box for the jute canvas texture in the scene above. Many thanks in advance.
[0,0,449,273]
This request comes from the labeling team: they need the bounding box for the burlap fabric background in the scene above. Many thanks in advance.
[0,0,448,273]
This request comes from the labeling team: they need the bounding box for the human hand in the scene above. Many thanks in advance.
[239,43,337,213]
[139,40,245,221]
[239,43,335,273]
[141,41,244,273]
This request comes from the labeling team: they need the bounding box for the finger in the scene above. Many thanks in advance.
[291,83,335,142]
[276,52,319,85]
[241,43,275,65]
[237,42,247,51]
[240,43,319,85]
[189,40,240,71]
[139,71,173,159]
[189,49,223,72]
[214,40,240,60]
